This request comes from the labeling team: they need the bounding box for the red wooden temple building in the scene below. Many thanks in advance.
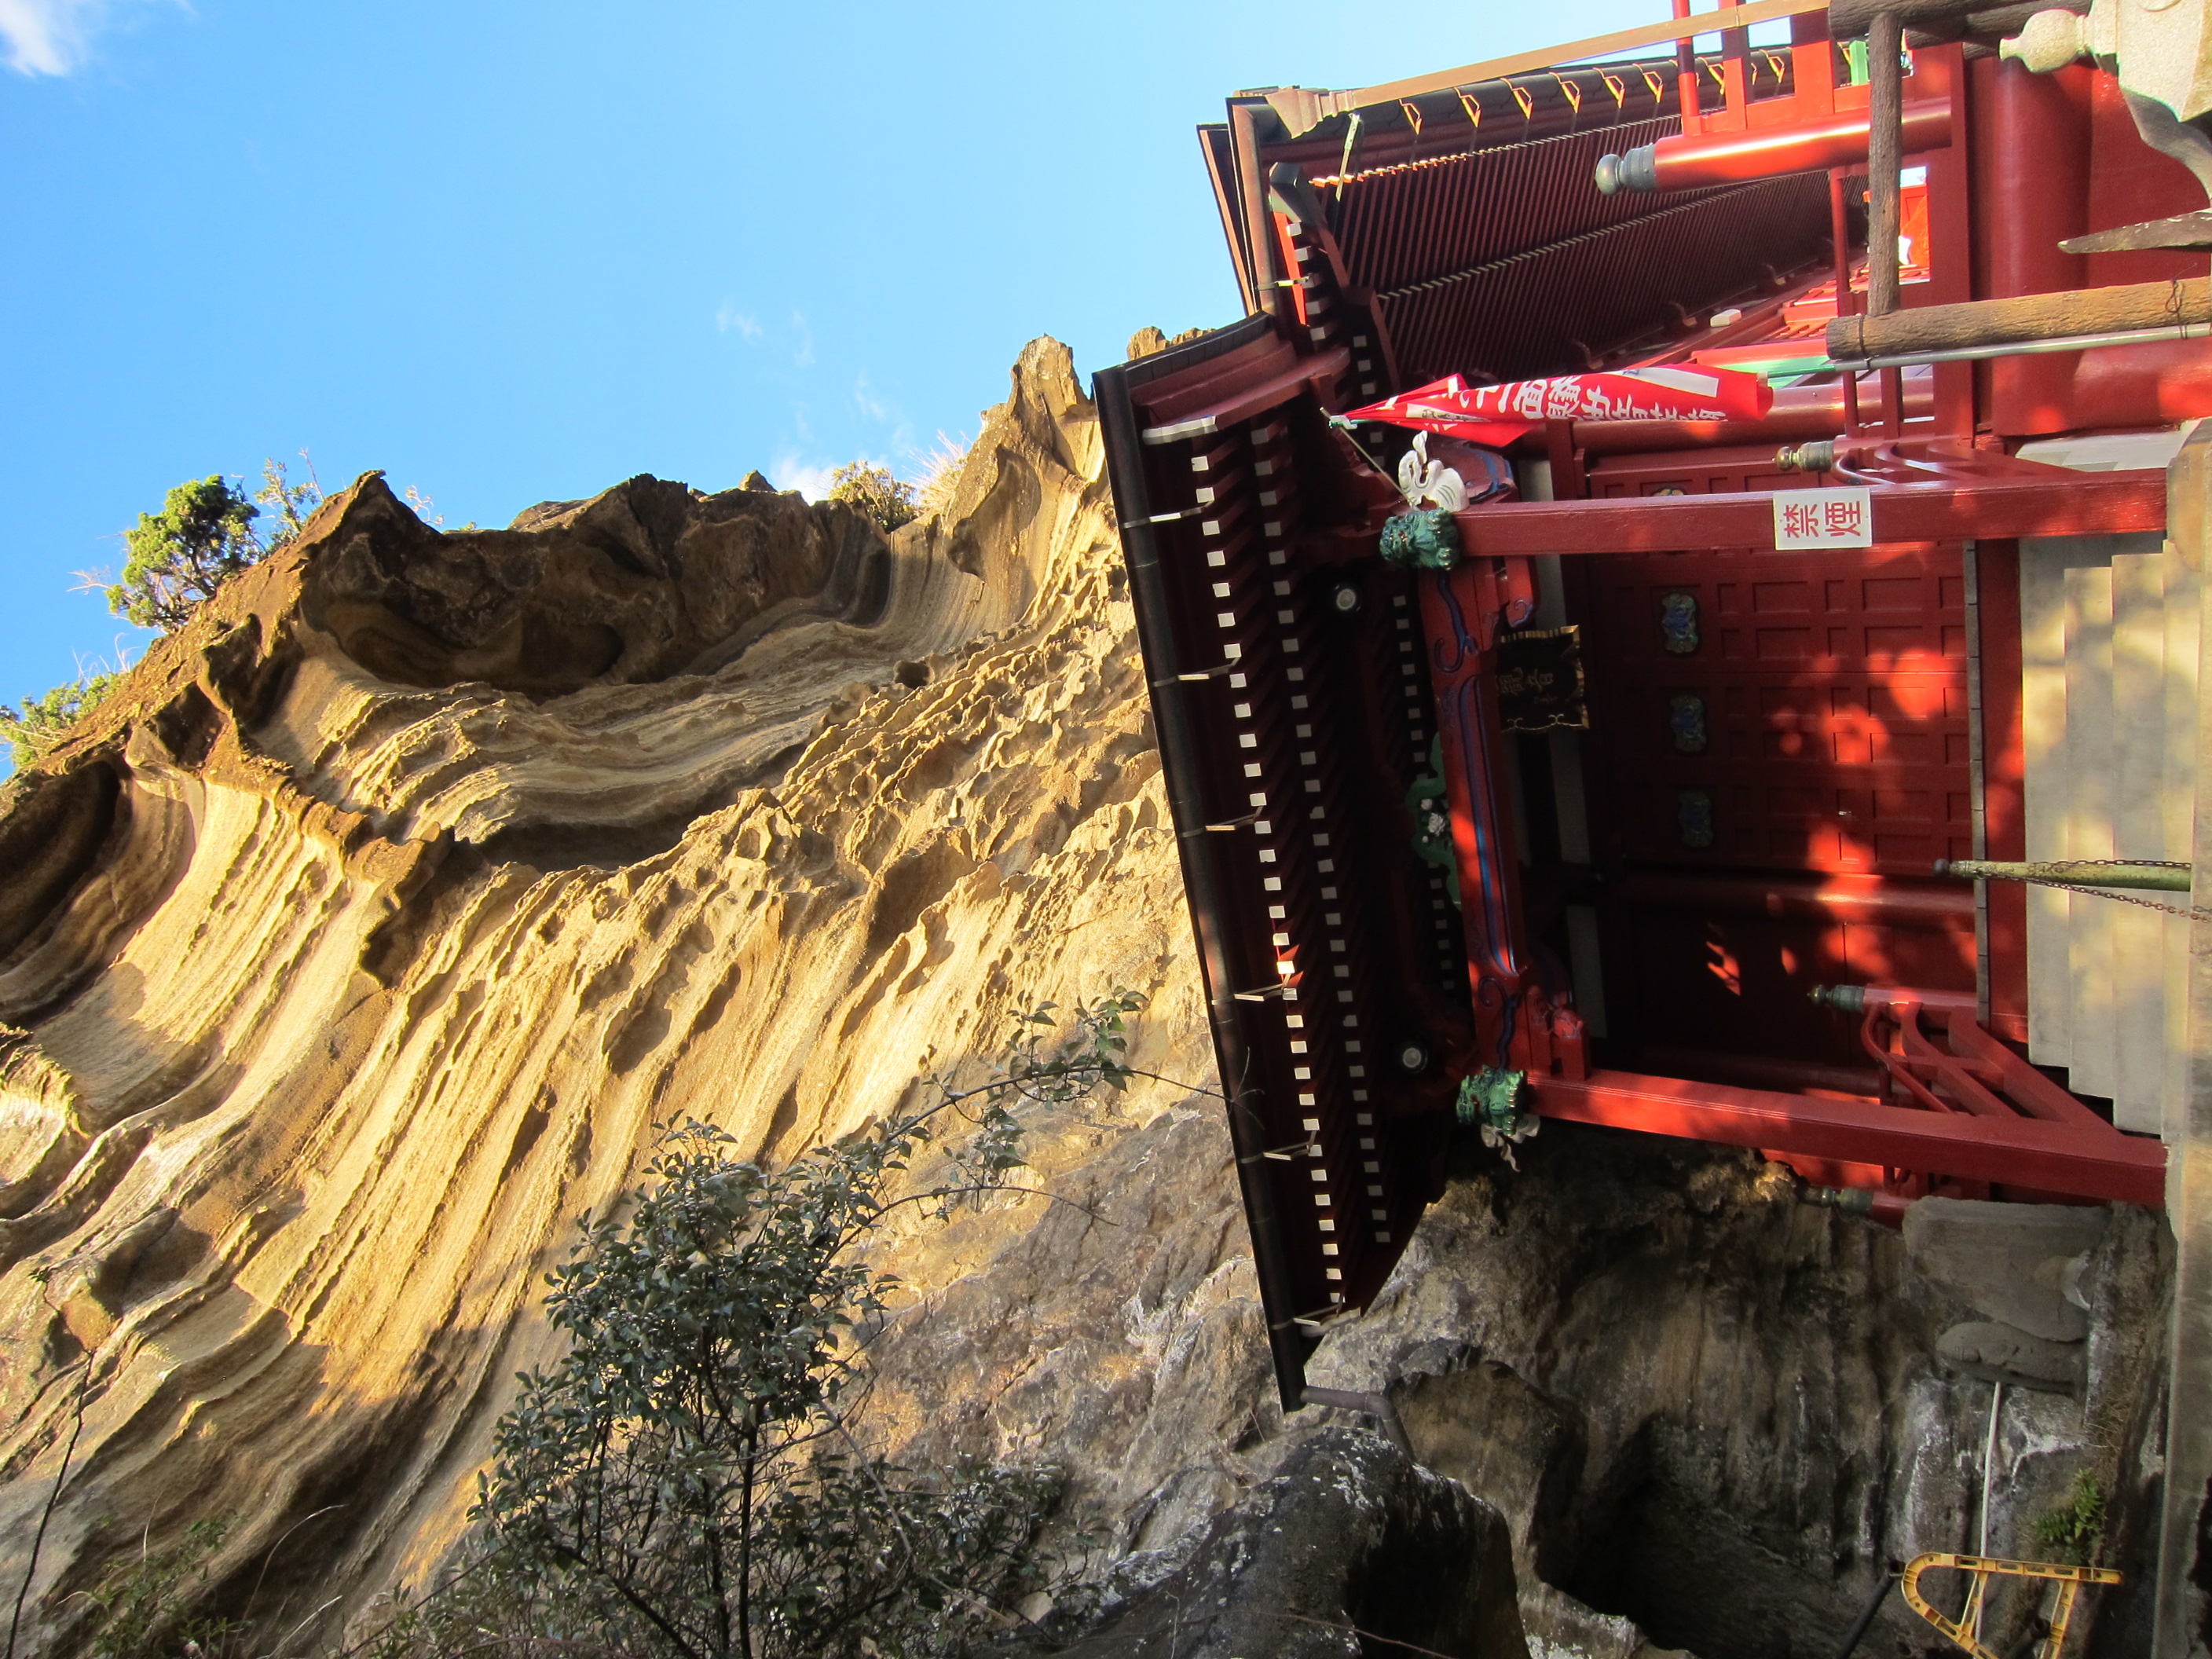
[1097,0,2212,1409]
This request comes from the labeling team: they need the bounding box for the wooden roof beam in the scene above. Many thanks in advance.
[1260,0,1832,137]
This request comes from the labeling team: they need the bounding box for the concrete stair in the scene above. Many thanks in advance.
[2020,531,2196,1137]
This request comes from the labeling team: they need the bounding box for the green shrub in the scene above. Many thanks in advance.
[38,997,1148,1659]
[827,462,918,533]
[97,457,324,635]
[2033,1470,2107,1564]
[0,672,121,770]
[81,1516,237,1659]
[463,994,1144,1659]
[107,475,263,633]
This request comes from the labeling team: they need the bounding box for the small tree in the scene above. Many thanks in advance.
[96,457,324,635]
[0,672,121,770]
[107,476,262,632]
[471,994,1146,1659]
[827,463,918,533]
[253,452,324,546]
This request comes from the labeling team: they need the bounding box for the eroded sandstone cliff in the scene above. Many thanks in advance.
[0,339,1277,1652]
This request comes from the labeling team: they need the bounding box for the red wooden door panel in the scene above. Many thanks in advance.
[1583,540,1972,875]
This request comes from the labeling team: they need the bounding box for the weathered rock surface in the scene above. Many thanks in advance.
[1005,1428,1529,1659]
[0,339,1275,1653]
[1903,1195,2106,1342]
[1303,1127,2170,1659]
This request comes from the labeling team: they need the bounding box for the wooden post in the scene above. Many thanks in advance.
[1832,277,2212,363]
[2156,419,2212,1656]
[1866,9,1903,317]
[1831,167,1864,433]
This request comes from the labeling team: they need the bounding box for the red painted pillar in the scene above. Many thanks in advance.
[1914,45,1976,437]
[1976,538,2030,1040]
[1416,564,1532,1074]
[1973,56,2093,436]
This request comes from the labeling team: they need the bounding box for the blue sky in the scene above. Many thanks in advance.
[1,0,1672,729]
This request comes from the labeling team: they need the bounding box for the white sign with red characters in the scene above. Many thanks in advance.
[1773,487,1874,549]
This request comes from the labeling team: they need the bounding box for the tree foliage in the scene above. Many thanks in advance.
[0,459,331,775]
[464,992,1147,1659]
[108,475,262,632]
[82,1518,238,1659]
[102,457,324,634]
[826,463,918,533]
[0,671,121,770]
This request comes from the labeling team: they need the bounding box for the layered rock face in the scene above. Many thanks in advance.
[1007,1430,1529,1659]
[1305,1131,2170,1659]
[0,333,2167,1659]
[0,340,1276,1651]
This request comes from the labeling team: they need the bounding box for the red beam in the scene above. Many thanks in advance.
[1456,470,2166,555]
[1610,870,1972,928]
[1532,1068,2164,1207]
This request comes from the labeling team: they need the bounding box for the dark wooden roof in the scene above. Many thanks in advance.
[1205,48,1835,394]
[1098,317,1469,1401]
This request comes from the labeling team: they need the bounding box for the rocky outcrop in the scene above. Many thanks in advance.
[1009,1429,1529,1659]
[1303,1127,2170,1659]
[0,339,1273,1653]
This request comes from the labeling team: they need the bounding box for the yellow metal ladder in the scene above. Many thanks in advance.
[1900,1552,2122,1659]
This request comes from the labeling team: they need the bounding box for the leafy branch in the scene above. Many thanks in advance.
[462,993,1153,1659]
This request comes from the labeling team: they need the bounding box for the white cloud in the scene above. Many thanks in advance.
[715,299,761,339]
[851,375,914,453]
[851,374,893,423]
[790,311,815,369]
[1,0,164,75]
[2,0,103,74]
[770,452,840,503]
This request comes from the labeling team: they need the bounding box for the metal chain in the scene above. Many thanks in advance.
[2019,874,2212,924]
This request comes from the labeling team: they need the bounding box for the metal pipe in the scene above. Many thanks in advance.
[1614,870,1974,925]
[1598,99,1952,193]
[1302,1386,1416,1459]
[1095,355,1310,1409]
[1835,321,2212,371]
[1935,858,2192,891]
[1807,1186,1912,1228]
[1965,538,1990,1025]
[1866,10,1904,317]
[1979,1380,2005,1561]
[1778,439,1840,472]
[1830,1568,1901,1658]
[1810,983,1981,1013]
